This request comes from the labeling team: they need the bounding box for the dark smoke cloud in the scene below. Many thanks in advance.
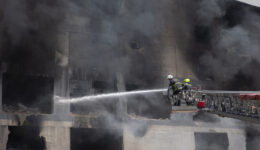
[196,0,226,26]
[0,0,67,75]
[68,0,165,88]
[187,0,260,90]
[66,0,170,121]
[0,0,172,121]
[1,0,259,88]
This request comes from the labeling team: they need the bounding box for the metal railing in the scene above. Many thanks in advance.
[167,87,260,119]
[200,91,260,118]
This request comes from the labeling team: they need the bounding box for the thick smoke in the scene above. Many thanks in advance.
[1,1,260,89]
[67,0,171,121]
[68,0,165,88]
[187,0,260,90]
[0,0,168,118]
[196,0,226,26]
[2,0,260,143]
[0,0,67,75]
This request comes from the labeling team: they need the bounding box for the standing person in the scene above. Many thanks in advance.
[167,74,175,105]
[167,75,182,106]
[183,78,193,105]
[183,78,192,90]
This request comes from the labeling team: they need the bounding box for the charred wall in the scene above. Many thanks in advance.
[0,0,68,114]
[0,0,67,75]
[2,73,54,114]
[7,126,46,150]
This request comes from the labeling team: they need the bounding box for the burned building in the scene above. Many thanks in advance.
[0,0,259,150]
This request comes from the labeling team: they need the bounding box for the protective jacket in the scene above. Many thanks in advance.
[172,81,183,94]
[183,83,192,90]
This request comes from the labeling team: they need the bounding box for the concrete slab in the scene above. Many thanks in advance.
[123,124,246,150]
[123,112,253,150]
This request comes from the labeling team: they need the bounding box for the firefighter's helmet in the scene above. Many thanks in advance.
[167,74,173,80]
[184,78,190,83]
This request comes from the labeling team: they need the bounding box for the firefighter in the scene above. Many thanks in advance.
[182,78,193,105]
[167,75,185,95]
[171,79,182,94]
[167,76,183,106]
[167,74,175,102]
[172,79,183,106]
[183,78,192,90]
[167,75,175,105]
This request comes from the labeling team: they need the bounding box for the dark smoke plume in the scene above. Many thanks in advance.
[0,0,67,75]
[184,0,260,90]
[68,0,165,89]
[0,0,171,119]
[1,0,260,88]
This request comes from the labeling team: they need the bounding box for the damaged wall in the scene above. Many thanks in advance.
[7,126,46,150]
[0,0,69,114]
[123,125,246,150]
[0,0,260,115]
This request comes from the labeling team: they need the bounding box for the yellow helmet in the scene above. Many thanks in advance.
[184,78,190,83]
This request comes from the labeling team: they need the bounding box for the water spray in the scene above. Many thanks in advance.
[57,88,167,103]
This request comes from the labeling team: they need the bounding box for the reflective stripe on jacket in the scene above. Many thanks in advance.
[173,82,183,92]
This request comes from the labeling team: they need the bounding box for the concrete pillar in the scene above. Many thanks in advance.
[0,71,2,112]
[227,133,246,150]
[53,68,70,115]
[116,73,127,121]
[56,32,69,68]
[0,126,9,150]
[0,63,7,112]
[53,32,70,115]
[40,127,70,150]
